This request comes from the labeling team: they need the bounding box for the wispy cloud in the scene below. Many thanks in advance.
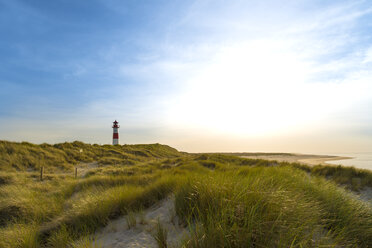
[1,0,371,152]
[106,0,372,151]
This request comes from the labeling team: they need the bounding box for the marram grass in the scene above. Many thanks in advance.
[0,141,371,247]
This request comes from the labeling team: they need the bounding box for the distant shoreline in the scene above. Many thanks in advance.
[235,153,353,166]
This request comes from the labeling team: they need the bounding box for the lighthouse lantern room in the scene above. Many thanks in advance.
[112,120,120,145]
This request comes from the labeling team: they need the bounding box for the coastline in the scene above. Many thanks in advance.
[298,155,353,166]
[240,153,353,166]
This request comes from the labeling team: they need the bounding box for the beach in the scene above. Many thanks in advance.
[240,153,352,166]
[325,152,372,171]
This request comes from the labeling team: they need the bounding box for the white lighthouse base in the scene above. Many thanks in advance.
[113,139,119,145]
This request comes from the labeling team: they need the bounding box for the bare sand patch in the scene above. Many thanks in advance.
[359,187,372,204]
[93,196,189,248]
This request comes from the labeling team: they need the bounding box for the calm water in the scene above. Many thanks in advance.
[326,152,372,171]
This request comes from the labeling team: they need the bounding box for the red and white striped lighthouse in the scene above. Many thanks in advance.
[112,120,120,145]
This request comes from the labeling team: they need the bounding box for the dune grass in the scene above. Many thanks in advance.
[0,140,181,172]
[0,169,179,247]
[152,221,168,248]
[287,162,372,191]
[175,166,372,247]
[0,141,371,247]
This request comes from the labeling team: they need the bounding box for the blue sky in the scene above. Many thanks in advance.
[1,0,372,153]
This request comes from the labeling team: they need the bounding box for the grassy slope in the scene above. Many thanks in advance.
[0,140,180,172]
[0,142,371,247]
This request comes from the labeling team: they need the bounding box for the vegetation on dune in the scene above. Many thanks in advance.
[0,140,181,172]
[0,141,371,247]
[176,166,372,247]
[289,162,372,190]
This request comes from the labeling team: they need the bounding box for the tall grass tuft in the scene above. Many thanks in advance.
[152,221,168,248]
[125,211,137,229]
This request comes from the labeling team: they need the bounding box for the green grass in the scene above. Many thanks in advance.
[0,140,181,172]
[40,177,177,247]
[152,221,168,248]
[0,141,371,247]
[288,162,372,190]
[176,167,372,247]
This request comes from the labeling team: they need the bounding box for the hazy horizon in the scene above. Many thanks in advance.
[1,0,372,154]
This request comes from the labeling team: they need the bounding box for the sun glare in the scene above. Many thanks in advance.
[166,41,368,137]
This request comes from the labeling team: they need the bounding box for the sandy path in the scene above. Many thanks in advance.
[76,161,99,177]
[93,196,189,248]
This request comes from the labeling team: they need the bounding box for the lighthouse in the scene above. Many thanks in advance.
[112,120,120,145]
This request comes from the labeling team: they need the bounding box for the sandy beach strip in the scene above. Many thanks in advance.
[237,153,352,166]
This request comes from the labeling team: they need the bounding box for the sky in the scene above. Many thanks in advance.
[0,0,372,153]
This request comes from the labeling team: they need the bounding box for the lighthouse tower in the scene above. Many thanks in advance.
[112,120,120,145]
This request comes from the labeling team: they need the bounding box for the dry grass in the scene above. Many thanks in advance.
[0,141,371,247]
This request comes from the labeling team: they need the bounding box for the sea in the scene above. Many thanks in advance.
[325,152,372,171]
